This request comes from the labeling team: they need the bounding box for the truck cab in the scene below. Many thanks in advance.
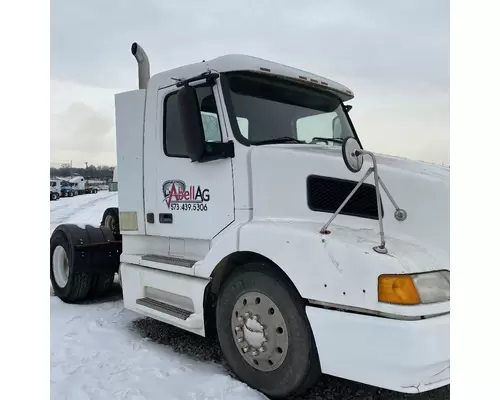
[50,43,450,399]
[69,176,85,195]
[50,179,61,201]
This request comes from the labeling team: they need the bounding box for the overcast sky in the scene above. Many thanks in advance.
[50,0,449,167]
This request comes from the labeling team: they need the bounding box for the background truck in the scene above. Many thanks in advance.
[59,180,77,197]
[109,166,118,192]
[69,176,99,195]
[50,179,61,201]
[50,43,450,399]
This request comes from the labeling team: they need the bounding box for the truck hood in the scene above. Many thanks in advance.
[248,144,450,269]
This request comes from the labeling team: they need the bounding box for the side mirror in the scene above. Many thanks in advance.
[178,85,206,162]
[345,105,352,113]
[178,85,235,163]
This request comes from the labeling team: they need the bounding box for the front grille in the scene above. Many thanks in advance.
[307,175,382,220]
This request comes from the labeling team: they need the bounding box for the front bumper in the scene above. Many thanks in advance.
[306,306,449,393]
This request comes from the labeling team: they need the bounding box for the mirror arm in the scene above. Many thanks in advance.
[323,143,408,256]
[220,141,235,158]
[358,150,386,253]
[320,167,374,234]
[196,141,235,163]
[175,71,220,88]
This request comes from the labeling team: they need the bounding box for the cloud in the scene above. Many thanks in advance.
[50,100,116,166]
[50,0,449,91]
[50,0,449,165]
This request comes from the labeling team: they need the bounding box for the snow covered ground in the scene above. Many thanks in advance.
[50,192,450,400]
[50,192,265,400]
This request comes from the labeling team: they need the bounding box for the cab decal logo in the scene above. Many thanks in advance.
[162,180,210,211]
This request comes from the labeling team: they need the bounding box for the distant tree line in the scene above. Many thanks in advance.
[50,164,115,181]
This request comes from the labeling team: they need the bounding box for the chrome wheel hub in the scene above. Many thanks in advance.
[231,291,289,372]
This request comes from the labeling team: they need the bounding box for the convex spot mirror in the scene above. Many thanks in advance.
[342,137,363,173]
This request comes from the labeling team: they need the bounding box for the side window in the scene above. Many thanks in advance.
[236,117,249,139]
[164,86,223,157]
[201,112,221,142]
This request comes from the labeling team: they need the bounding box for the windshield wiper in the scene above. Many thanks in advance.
[311,137,345,145]
[253,136,304,145]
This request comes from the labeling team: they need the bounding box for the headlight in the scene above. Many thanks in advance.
[378,270,450,305]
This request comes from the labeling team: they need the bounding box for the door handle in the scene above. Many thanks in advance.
[159,213,173,224]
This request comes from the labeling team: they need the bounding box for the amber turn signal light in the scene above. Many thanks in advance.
[378,274,421,305]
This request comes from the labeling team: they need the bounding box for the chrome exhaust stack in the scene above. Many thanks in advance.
[131,42,150,89]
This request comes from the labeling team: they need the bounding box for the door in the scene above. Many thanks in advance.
[144,82,235,241]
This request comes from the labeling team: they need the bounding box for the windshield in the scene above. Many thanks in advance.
[223,73,356,146]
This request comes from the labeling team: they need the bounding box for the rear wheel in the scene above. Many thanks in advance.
[50,230,92,302]
[101,207,120,239]
[89,273,115,297]
[216,263,321,399]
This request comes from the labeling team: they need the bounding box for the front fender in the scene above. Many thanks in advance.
[196,220,449,317]
[238,221,391,310]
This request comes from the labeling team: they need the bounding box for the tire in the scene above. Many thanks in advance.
[100,207,120,239]
[216,263,321,399]
[69,191,73,197]
[88,273,115,297]
[50,192,57,201]
[50,230,93,303]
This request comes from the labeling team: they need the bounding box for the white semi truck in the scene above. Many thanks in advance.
[50,43,450,398]
[69,176,99,195]
[50,179,61,201]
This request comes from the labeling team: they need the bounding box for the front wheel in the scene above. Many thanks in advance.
[216,263,321,399]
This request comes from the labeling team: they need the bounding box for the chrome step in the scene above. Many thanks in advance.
[136,297,193,320]
[141,254,195,268]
